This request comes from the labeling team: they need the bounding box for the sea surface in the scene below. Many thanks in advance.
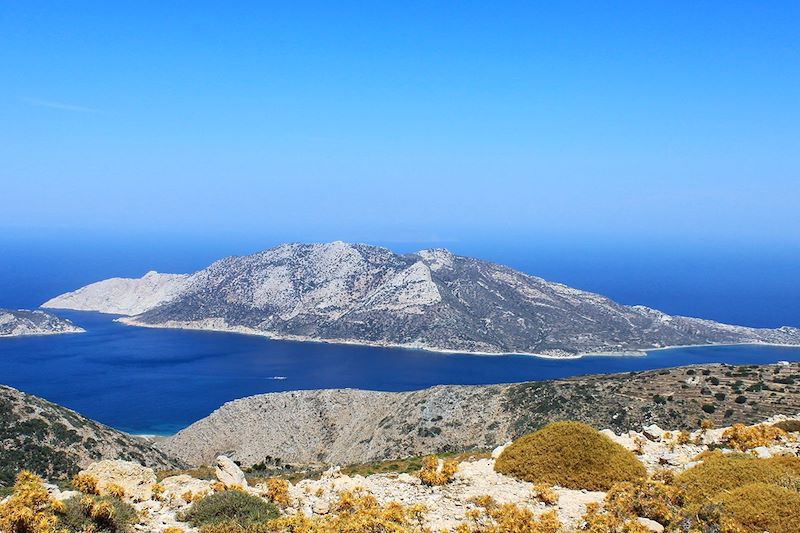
[1,234,799,434]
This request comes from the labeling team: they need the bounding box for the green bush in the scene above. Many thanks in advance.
[180,490,279,528]
[59,494,137,532]
[494,421,646,490]
[716,482,800,533]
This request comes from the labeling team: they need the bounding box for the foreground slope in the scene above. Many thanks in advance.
[159,362,800,466]
[42,242,800,356]
[0,385,183,485]
[0,309,84,337]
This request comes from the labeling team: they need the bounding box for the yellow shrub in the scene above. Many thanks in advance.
[418,455,458,486]
[71,472,99,495]
[264,478,290,507]
[495,421,646,491]
[148,482,163,499]
[0,471,64,533]
[721,423,791,451]
[265,489,427,532]
[531,483,559,505]
[676,453,800,505]
[164,528,185,533]
[715,482,800,533]
[105,483,126,499]
[675,430,690,445]
[457,503,561,533]
[604,479,683,525]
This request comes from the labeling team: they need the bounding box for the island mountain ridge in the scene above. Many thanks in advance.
[43,241,800,357]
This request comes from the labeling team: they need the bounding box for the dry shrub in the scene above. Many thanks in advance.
[150,482,165,501]
[579,501,652,533]
[676,453,800,505]
[495,421,646,491]
[721,423,791,451]
[105,483,126,500]
[264,478,290,507]
[604,479,683,525]
[71,472,99,494]
[715,482,800,533]
[675,430,690,445]
[418,455,458,486]
[0,470,63,533]
[457,501,561,533]
[266,489,427,532]
[531,483,559,505]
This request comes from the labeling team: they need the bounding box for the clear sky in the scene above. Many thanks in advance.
[1,2,798,247]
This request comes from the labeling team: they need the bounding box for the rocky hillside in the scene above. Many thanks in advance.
[0,385,183,486]
[9,416,799,532]
[159,362,800,467]
[42,271,190,316]
[0,308,84,337]
[42,242,800,356]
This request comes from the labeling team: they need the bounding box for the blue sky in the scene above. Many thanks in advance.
[1,2,798,246]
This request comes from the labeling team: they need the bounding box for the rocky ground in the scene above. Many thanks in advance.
[19,414,799,532]
[0,308,84,337]
[159,362,800,466]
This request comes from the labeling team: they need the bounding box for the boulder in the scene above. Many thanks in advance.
[642,424,664,441]
[159,474,214,505]
[215,455,248,488]
[637,516,665,532]
[80,460,157,502]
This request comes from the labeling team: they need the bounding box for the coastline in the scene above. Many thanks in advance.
[0,328,85,339]
[115,316,800,360]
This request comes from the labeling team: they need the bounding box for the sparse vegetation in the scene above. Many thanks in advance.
[264,490,428,533]
[418,455,458,486]
[494,421,646,490]
[721,423,791,451]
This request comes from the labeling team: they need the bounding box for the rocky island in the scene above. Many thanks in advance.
[43,241,800,357]
[0,308,84,337]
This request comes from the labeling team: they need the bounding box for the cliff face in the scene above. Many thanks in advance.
[43,241,800,356]
[0,309,84,337]
[0,385,183,485]
[158,362,800,467]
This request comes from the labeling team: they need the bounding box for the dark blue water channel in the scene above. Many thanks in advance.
[2,310,799,434]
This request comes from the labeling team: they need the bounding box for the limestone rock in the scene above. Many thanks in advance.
[491,441,512,459]
[215,455,248,488]
[80,460,157,502]
[159,474,213,506]
[642,424,664,441]
[637,516,665,532]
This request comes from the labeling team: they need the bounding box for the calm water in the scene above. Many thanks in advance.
[1,310,800,434]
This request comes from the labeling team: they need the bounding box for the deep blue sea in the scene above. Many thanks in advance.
[1,234,799,434]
